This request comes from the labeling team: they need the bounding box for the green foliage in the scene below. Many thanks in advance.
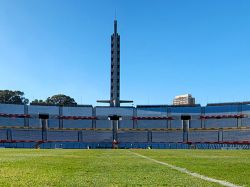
[30,99,46,105]
[0,90,77,106]
[0,90,29,104]
[31,94,77,106]
[0,149,249,186]
[46,94,77,106]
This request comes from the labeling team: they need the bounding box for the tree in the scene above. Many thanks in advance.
[30,99,46,105]
[46,94,77,106]
[0,90,29,104]
[31,94,77,106]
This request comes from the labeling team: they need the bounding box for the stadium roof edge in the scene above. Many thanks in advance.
[136,104,201,108]
[95,106,134,108]
[207,101,250,106]
[29,103,93,107]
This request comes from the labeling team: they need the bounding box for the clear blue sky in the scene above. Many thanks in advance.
[0,0,250,106]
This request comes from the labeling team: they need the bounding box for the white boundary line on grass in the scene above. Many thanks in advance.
[130,151,242,187]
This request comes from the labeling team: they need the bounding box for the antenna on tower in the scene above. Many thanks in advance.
[115,9,117,20]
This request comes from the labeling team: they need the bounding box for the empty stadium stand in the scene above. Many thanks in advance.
[0,103,250,149]
[152,131,183,143]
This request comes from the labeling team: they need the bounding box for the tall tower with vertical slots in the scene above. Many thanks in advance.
[98,20,133,107]
[110,19,120,107]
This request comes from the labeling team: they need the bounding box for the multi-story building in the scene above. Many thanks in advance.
[173,94,195,106]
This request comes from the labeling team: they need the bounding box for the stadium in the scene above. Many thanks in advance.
[1,3,250,186]
[0,20,250,150]
[0,102,250,149]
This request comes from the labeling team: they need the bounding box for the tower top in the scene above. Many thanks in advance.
[114,19,117,34]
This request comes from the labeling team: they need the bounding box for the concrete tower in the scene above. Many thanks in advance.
[98,20,132,107]
[110,20,120,107]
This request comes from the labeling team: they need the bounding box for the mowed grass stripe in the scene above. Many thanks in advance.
[0,149,221,186]
[130,151,241,187]
[133,150,250,187]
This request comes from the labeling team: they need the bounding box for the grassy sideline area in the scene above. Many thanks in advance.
[0,149,249,186]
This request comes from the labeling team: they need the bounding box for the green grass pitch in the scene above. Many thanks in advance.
[0,149,249,186]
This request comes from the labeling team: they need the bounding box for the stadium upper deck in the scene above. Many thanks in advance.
[0,102,250,149]
[0,102,249,129]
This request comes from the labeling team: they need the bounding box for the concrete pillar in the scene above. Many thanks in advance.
[7,129,12,141]
[218,130,223,143]
[59,106,63,129]
[112,120,119,141]
[237,118,242,128]
[133,107,137,129]
[237,104,243,128]
[78,131,83,142]
[201,107,205,128]
[41,119,48,141]
[181,115,190,143]
[92,107,96,129]
[167,107,171,128]
[182,120,189,143]
[201,119,205,128]
[147,131,152,143]
[24,105,29,127]
[39,114,49,141]
[108,115,121,142]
